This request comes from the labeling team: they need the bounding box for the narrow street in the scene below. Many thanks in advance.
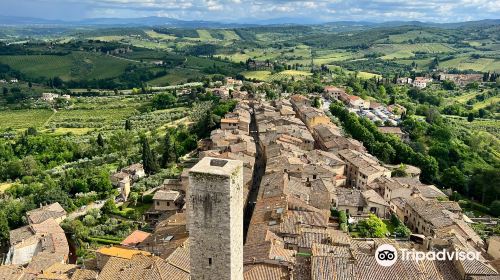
[243,102,266,243]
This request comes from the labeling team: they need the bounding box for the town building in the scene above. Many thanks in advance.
[338,149,391,189]
[413,77,432,89]
[26,202,67,225]
[110,171,131,200]
[188,157,244,280]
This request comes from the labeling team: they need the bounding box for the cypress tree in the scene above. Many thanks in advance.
[142,137,159,175]
[97,133,105,148]
[125,119,132,130]
[161,132,175,168]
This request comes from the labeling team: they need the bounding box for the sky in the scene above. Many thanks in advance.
[1,0,499,23]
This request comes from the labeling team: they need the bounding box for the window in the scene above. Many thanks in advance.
[156,201,159,206]
[357,206,363,212]
[167,202,170,207]
[313,175,317,179]
[208,258,212,266]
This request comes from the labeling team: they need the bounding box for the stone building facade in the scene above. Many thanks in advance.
[188,157,244,280]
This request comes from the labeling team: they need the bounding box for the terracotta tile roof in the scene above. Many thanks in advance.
[69,269,98,280]
[311,256,357,280]
[96,246,151,260]
[120,230,151,247]
[0,265,24,280]
[165,241,190,273]
[244,264,290,280]
[26,202,66,224]
[152,190,180,201]
[37,263,78,280]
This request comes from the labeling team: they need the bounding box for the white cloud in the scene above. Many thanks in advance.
[4,0,500,22]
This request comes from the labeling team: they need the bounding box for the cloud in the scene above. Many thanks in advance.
[2,0,499,22]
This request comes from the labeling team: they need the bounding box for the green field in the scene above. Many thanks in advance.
[439,56,500,72]
[241,70,272,81]
[196,30,214,41]
[0,109,54,130]
[371,43,456,59]
[384,30,446,44]
[242,70,312,81]
[0,52,133,80]
[149,68,202,86]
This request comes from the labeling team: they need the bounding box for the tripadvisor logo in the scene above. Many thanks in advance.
[375,244,398,267]
[375,244,481,267]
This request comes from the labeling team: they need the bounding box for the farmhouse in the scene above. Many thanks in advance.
[110,171,131,200]
[121,163,146,181]
[413,77,432,89]
[153,190,181,211]
[439,73,483,86]
[41,93,59,102]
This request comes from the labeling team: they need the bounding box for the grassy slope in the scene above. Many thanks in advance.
[0,52,133,80]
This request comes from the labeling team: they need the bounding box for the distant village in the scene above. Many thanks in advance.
[1,76,499,280]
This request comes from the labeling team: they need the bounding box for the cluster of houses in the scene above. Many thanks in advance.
[324,86,404,128]
[0,79,18,84]
[40,93,71,102]
[2,202,71,279]
[1,80,499,279]
[209,77,247,100]
[396,73,483,89]
[396,76,433,89]
[110,163,146,201]
[439,73,484,87]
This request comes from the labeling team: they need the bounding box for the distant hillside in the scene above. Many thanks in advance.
[0,15,498,30]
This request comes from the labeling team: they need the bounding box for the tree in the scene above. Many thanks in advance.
[142,136,159,175]
[52,77,63,88]
[161,132,175,168]
[0,211,10,247]
[129,192,139,206]
[109,130,133,158]
[125,119,132,130]
[97,133,105,148]
[394,224,412,238]
[357,214,388,238]
[490,201,500,217]
[467,113,474,122]
[441,166,468,194]
[442,80,456,90]
[102,199,117,214]
[312,96,322,108]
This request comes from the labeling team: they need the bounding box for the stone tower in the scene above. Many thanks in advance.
[188,157,244,280]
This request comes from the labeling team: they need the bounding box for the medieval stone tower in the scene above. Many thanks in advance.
[188,157,244,280]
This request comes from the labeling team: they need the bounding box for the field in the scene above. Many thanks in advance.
[242,70,312,81]
[145,30,177,41]
[196,30,214,41]
[0,109,54,130]
[371,43,456,59]
[241,70,272,81]
[383,30,446,44]
[0,52,133,80]
[439,56,500,72]
[149,68,202,86]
